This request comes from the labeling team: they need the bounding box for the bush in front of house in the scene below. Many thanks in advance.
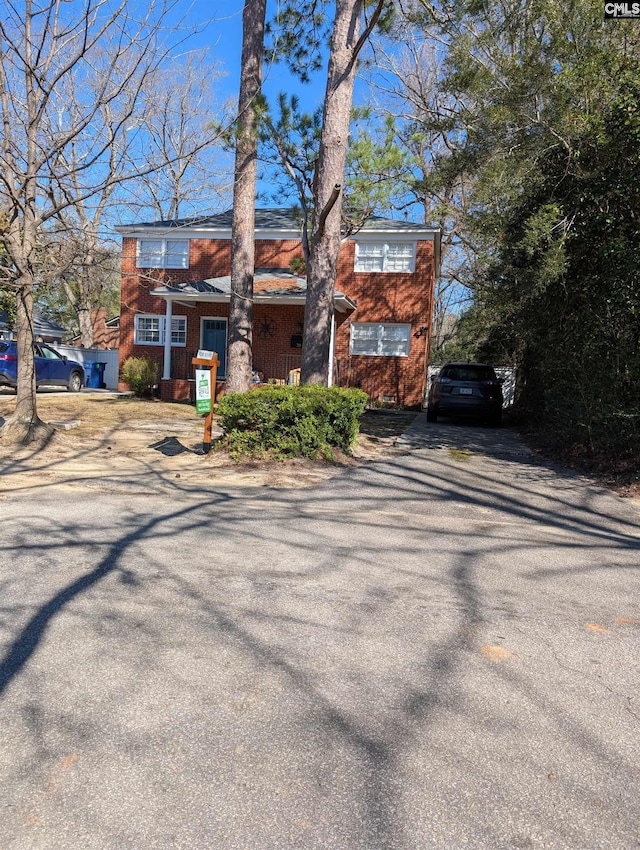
[121,357,159,397]
[216,385,368,459]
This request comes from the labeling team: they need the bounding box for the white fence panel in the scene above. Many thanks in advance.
[427,365,516,408]
[52,346,119,390]
[494,367,516,408]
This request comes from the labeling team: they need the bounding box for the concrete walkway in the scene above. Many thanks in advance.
[1,417,639,849]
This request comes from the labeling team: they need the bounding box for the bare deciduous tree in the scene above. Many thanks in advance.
[365,25,478,359]
[45,51,233,348]
[0,0,183,443]
[41,229,119,347]
[122,51,234,222]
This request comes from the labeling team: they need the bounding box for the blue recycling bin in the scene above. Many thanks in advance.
[84,360,106,389]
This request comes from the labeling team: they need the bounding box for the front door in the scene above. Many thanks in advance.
[201,318,227,377]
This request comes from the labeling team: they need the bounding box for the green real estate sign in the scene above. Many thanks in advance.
[195,369,212,415]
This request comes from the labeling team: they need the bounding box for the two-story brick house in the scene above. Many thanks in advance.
[116,208,440,407]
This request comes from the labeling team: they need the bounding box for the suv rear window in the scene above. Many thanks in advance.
[441,365,496,381]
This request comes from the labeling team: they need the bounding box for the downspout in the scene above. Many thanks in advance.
[162,298,172,380]
[328,311,336,386]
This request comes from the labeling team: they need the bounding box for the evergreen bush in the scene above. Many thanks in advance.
[216,385,368,459]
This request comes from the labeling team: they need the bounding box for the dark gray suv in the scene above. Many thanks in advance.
[426,362,503,426]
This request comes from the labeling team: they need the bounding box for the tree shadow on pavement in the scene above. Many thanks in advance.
[1,416,639,848]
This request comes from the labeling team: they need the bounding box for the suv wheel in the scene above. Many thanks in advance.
[426,405,438,423]
[67,371,83,393]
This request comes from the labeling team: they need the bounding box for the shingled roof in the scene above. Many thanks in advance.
[150,268,357,313]
[0,310,67,340]
[116,208,438,235]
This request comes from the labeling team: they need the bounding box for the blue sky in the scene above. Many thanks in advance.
[195,2,330,115]
[177,2,382,211]
[164,1,338,211]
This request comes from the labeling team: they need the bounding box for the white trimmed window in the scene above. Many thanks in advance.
[134,314,187,346]
[137,239,189,269]
[350,323,411,357]
[354,241,415,273]
[169,316,187,345]
[135,314,161,343]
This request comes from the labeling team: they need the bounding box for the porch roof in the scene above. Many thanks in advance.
[150,268,357,313]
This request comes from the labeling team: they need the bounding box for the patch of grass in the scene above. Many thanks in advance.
[448,448,473,463]
[0,393,201,438]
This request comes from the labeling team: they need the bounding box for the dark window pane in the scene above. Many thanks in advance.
[442,365,495,381]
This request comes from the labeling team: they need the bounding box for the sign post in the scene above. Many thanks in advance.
[191,350,220,454]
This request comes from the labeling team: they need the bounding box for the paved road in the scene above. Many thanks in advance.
[1,416,639,849]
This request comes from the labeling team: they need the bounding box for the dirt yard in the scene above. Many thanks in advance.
[0,390,417,494]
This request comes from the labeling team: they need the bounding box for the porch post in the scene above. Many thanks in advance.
[162,298,172,380]
[328,311,336,386]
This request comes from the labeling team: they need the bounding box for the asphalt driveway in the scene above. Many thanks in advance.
[1,415,639,849]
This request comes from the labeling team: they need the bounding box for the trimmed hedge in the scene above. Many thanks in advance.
[215,385,368,459]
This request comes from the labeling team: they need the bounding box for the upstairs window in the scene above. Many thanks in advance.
[350,323,411,357]
[134,314,187,346]
[137,239,189,269]
[354,241,415,273]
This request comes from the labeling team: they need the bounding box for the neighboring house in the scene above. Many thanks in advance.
[67,309,120,349]
[0,309,66,343]
[116,208,440,407]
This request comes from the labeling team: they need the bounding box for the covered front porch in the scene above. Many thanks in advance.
[168,347,305,386]
[150,269,356,401]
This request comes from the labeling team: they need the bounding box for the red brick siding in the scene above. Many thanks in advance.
[119,235,434,406]
[333,240,434,407]
[159,379,191,402]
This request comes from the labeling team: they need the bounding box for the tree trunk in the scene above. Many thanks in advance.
[226,0,267,394]
[301,0,363,385]
[2,274,54,445]
[61,255,98,348]
[79,246,97,348]
[78,306,94,348]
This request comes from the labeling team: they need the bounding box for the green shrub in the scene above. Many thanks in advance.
[121,357,159,397]
[216,385,368,460]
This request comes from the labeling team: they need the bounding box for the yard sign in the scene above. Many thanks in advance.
[191,352,220,453]
[195,369,212,415]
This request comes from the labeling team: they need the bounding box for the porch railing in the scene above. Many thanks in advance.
[170,349,198,381]
[253,353,302,383]
[169,350,302,384]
